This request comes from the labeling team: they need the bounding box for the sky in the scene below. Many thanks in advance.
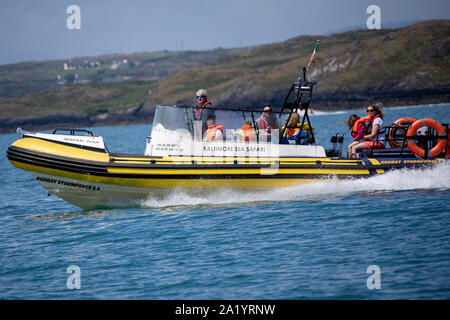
[0,0,449,65]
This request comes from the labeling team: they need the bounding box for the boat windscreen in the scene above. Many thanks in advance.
[152,105,295,144]
[212,109,253,134]
[152,105,193,133]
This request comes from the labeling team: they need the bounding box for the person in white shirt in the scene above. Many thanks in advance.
[349,103,386,159]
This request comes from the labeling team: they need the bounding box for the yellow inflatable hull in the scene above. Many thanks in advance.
[7,137,446,209]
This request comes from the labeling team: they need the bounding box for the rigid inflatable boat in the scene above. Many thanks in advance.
[6,56,450,210]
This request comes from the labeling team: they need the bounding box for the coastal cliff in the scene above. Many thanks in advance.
[150,20,450,109]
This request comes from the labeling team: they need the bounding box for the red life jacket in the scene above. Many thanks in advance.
[195,100,212,119]
[260,118,275,131]
[368,114,382,134]
[287,127,299,136]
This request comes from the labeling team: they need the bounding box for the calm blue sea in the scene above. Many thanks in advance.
[1,103,450,299]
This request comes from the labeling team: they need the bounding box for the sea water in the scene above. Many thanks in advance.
[1,103,449,299]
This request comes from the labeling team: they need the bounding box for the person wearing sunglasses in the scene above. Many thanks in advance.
[256,104,280,141]
[194,89,215,134]
[349,103,386,159]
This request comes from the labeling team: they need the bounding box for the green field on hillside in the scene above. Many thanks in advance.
[0,81,153,117]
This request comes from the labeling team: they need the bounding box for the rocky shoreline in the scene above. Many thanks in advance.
[2,88,448,134]
[217,81,450,111]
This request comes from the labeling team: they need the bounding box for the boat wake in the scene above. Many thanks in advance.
[141,163,450,208]
[299,109,347,116]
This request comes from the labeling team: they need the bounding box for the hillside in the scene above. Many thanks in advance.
[0,81,160,132]
[0,48,242,132]
[0,48,236,98]
[149,20,450,109]
[0,20,449,133]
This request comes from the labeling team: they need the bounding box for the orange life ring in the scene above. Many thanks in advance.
[394,117,417,126]
[388,117,417,148]
[446,127,450,158]
[406,118,446,158]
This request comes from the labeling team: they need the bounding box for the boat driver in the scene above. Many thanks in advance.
[256,104,280,142]
[195,89,215,134]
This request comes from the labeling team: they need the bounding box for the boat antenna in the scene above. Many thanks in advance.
[306,40,320,73]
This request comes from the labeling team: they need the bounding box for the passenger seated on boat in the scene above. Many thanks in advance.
[256,104,280,141]
[233,120,256,142]
[349,104,386,159]
[281,112,314,145]
[195,89,215,134]
[345,114,365,159]
[203,118,224,141]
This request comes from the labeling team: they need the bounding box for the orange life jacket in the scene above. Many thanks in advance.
[205,125,223,140]
[241,125,256,141]
[351,115,380,137]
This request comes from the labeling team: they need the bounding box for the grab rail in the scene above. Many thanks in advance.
[52,128,94,136]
